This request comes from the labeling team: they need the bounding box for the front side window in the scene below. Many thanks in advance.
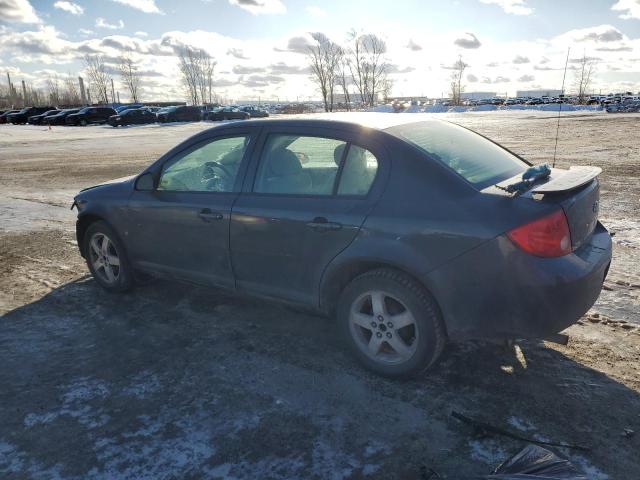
[158,136,251,193]
[254,135,346,195]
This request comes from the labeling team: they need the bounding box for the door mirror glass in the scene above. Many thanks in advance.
[135,172,155,191]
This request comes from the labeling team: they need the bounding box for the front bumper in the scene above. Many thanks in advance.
[426,222,612,341]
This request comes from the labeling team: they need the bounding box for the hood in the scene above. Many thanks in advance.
[79,174,136,192]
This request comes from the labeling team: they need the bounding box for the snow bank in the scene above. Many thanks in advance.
[369,104,395,113]
[470,104,498,112]
[422,104,448,113]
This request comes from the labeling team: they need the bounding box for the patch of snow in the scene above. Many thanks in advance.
[469,439,507,465]
[572,455,609,480]
[601,217,640,249]
[507,416,536,432]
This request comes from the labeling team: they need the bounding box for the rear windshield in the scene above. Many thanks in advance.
[387,121,527,189]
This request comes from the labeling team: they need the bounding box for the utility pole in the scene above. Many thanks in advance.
[110,78,116,104]
[78,77,87,104]
[21,80,28,106]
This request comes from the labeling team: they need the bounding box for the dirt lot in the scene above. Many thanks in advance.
[0,113,639,479]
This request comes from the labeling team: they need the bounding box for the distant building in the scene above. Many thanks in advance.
[461,92,497,100]
[517,89,562,98]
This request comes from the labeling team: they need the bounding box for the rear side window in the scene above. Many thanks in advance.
[387,121,526,189]
[254,135,345,195]
[253,135,379,196]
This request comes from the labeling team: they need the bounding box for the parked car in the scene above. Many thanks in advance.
[7,106,55,124]
[65,106,117,126]
[142,106,161,114]
[240,106,269,118]
[156,105,202,123]
[115,104,144,113]
[28,109,61,125]
[45,108,81,126]
[0,110,19,124]
[72,115,611,377]
[107,108,157,127]
[204,106,250,121]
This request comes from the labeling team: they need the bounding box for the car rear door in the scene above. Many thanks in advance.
[229,125,389,305]
[126,127,258,288]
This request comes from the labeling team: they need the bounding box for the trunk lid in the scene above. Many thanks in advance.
[498,166,602,251]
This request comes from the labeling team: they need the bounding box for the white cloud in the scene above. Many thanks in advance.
[479,0,533,15]
[95,17,125,29]
[612,0,640,19]
[53,1,84,15]
[0,0,40,23]
[306,5,326,17]
[135,31,149,37]
[228,0,286,15]
[109,0,163,14]
[78,28,94,35]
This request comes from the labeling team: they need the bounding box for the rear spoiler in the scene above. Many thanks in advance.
[531,166,601,194]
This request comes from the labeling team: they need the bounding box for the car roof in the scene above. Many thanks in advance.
[209,113,445,133]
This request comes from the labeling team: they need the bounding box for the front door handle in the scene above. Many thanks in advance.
[198,208,224,222]
[306,216,342,231]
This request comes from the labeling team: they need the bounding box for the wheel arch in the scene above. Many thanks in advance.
[319,257,448,337]
[76,213,107,257]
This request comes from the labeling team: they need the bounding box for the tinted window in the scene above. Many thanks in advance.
[158,136,251,193]
[253,135,346,195]
[337,145,378,196]
[387,121,526,188]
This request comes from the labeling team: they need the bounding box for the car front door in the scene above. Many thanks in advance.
[230,126,388,305]
[126,129,257,288]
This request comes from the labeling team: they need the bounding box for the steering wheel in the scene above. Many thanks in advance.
[202,161,233,191]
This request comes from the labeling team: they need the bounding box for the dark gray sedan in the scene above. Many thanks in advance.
[72,115,611,377]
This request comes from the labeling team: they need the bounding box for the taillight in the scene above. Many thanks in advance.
[507,210,572,257]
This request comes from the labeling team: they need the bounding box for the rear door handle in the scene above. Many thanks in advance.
[306,216,342,231]
[198,208,224,222]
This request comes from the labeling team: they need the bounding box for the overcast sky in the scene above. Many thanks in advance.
[1,0,640,102]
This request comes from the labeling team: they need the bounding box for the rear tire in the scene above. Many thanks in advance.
[80,119,87,126]
[337,268,446,378]
[84,221,134,293]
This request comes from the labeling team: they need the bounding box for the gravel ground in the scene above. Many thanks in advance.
[0,113,639,479]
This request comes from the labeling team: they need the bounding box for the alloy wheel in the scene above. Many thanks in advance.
[89,232,121,285]
[349,290,419,365]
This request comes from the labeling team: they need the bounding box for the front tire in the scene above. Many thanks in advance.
[84,221,134,292]
[338,268,446,378]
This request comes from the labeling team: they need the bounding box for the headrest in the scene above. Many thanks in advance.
[334,144,347,166]
[269,148,303,176]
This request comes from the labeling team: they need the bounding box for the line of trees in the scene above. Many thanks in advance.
[178,47,217,105]
[306,30,393,112]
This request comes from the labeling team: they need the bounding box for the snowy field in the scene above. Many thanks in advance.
[0,110,639,479]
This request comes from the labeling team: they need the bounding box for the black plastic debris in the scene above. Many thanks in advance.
[482,444,587,479]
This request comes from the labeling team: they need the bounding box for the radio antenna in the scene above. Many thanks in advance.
[552,47,570,168]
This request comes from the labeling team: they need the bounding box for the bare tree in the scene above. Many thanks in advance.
[118,55,142,103]
[306,32,341,112]
[449,55,467,106]
[83,54,111,103]
[381,77,394,103]
[336,46,351,111]
[178,47,216,105]
[347,31,389,107]
[574,52,596,104]
[46,74,61,105]
[62,73,81,105]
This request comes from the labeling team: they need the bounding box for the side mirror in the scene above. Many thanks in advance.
[135,172,155,191]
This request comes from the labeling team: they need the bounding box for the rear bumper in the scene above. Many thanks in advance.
[426,222,612,341]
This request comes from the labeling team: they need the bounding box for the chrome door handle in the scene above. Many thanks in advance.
[198,209,224,221]
[306,217,342,231]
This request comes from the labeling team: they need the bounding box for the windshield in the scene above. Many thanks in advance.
[386,121,527,189]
